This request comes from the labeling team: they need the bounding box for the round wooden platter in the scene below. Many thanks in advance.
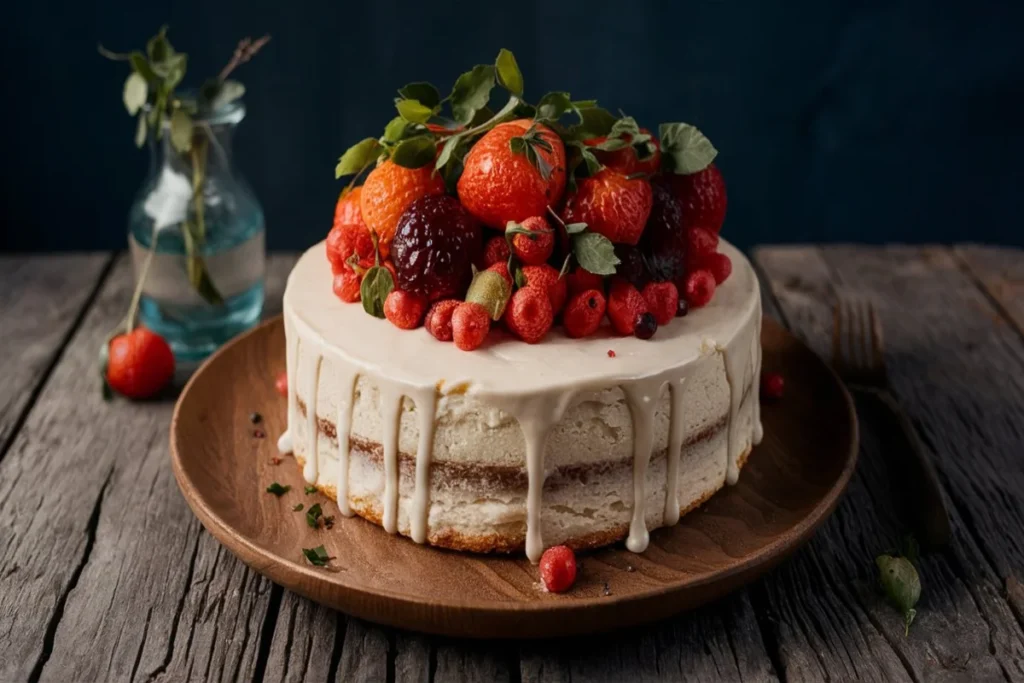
[171,316,857,639]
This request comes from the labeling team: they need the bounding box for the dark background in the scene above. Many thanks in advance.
[2,0,1022,252]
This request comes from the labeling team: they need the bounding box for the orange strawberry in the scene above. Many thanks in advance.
[561,169,653,246]
[457,119,566,229]
[360,160,446,251]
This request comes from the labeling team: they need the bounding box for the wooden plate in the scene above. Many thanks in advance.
[171,316,857,639]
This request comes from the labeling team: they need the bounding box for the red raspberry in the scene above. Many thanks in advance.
[332,270,362,303]
[684,269,716,308]
[275,371,288,397]
[452,302,491,351]
[520,264,567,315]
[505,287,554,343]
[539,545,577,593]
[487,261,514,288]
[509,216,554,266]
[704,251,733,285]
[641,282,679,326]
[566,267,604,295]
[686,227,718,259]
[383,290,427,330]
[607,279,649,336]
[424,299,460,341]
[482,236,511,268]
[761,372,785,400]
[563,289,607,338]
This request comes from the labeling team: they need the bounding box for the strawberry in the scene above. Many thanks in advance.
[663,164,727,234]
[607,279,649,336]
[425,299,461,342]
[563,289,606,338]
[561,169,652,246]
[641,282,679,326]
[566,267,604,295]
[583,128,660,176]
[383,290,428,329]
[520,264,567,315]
[508,215,554,266]
[505,287,553,343]
[481,236,511,268]
[452,302,491,351]
[539,545,577,593]
[105,327,174,399]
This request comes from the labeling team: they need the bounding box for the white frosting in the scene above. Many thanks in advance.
[278,239,763,562]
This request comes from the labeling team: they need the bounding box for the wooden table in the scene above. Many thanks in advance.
[2,246,1023,683]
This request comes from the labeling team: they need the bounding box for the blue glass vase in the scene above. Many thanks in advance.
[128,99,265,364]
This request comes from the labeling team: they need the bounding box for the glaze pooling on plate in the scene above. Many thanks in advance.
[278,240,763,563]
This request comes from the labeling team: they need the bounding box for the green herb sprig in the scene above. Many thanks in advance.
[302,545,331,567]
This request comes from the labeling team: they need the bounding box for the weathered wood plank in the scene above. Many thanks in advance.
[0,254,299,682]
[755,245,1024,682]
[0,253,112,457]
[955,244,1024,337]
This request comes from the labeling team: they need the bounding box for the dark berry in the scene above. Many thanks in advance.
[639,179,686,283]
[634,312,657,340]
[761,372,785,400]
[249,412,262,424]
[614,244,650,288]
[676,297,689,317]
[391,195,481,300]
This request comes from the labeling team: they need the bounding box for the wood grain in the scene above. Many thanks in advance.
[955,244,1024,336]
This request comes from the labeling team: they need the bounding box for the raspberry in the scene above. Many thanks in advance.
[563,289,606,338]
[482,236,511,268]
[614,244,650,289]
[275,371,288,397]
[520,264,567,314]
[392,195,481,300]
[761,372,785,400]
[634,311,658,340]
[704,251,733,285]
[539,545,577,593]
[641,282,679,326]
[566,268,604,295]
[487,261,514,288]
[685,227,719,270]
[452,302,491,351]
[684,269,716,308]
[607,279,648,336]
[509,216,554,266]
[383,290,427,330]
[505,287,554,343]
[332,270,362,303]
[425,299,460,341]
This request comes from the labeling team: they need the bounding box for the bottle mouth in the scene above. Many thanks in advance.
[174,88,246,125]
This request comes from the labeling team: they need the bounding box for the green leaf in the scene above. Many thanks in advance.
[395,98,434,124]
[335,138,383,179]
[304,485,317,495]
[659,122,718,174]
[570,99,597,109]
[565,222,587,234]
[573,232,620,275]
[360,265,394,318]
[876,554,922,636]
[536,91,571,121]
[302,545,330,567]
[593,137,629,152]
[398,82,441,109]
[209,79,245,111]
[169,109,193,153]
[609,115,641,139]
[495,48,524,96]
[266,482,291,496]
[129,51,158,82]
[435,135,462,171]
[390,135,436,169]
[292,503,304,512]
[467,105,495,127]
[146,25,171,63]
[134,113,148,148]
[450,64,495,125]
[513,267,527,289]
[123,72,148,115]
[382,116,409,144]
[509,136,527,156]
[573,105,617,137]
[306,502,323,528]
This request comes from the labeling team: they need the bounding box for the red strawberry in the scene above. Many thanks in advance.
[561,169,653,246]
[425,299,461,341]
[607,279,649,336]
[506,287,554,343]
[452,302,491,351]
[663,164,727,233]
[563,289,606,338]
[481,235,511,268]
[383,290,427,329]
[641,282,679,326]
[508,215,554,266]
[566,267,605,295]
[520,264,567,315]
[583,128,661,176]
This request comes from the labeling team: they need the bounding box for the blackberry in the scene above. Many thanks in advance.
[392,195,481,300]
[634,312,658,340]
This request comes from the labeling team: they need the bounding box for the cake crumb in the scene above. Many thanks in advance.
[626,564,635,573]
[270,456,282,466]
[253,429,266,439]
[607,349,616,358]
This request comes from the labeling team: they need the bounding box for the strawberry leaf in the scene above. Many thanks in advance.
[495,48,524,96]
[450,64,495,125]
[381,116,410,144]
[564,222,587,234]
[395,98,434,124]
[536,91,572,121]
[573,232,619,275]
[573,105,617,138]
[659,122,717,174]
[302,545,330,566]
[398,82,441,109]
[390,135,436,169]
[336,137,383,178]
[360,265,394,318]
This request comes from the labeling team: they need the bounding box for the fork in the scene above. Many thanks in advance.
[832,296,951,549]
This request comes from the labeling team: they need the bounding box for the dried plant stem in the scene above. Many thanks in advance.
[219,35,271,81]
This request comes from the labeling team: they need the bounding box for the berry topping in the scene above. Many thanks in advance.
[383,290,428,330]
[275,371,288,397]
[663,163,727,234]
[639,179,686,283]
[584,127,661,176]
[360,160,446,250]
[452,302,491,351]
[539,545,577,593]
[105,327,174,400]
[520,264,567,315]
[327,187,378,272]
[425,299,461,342]
[505,286,554,344]
[607,349,617,358]
[391,195,481,301]
[563,289,607,338]
[761,372,785,400]
[481,236,511,268]
[685,227,719,268]
[641,281,679,326]
[332,270,362,303]
[508,215,555,266]
[566,267,605,295]
[614,244,650,289]
[634,311,658,340]
[561,169,653,245]
[487,261,514,288]
[704,251,733,285]
[676,298,690,317]
[684,269,716,308]
[607,279,649,336]
[458,120,567,229]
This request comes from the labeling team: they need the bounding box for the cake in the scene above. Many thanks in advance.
[276,49,763,564]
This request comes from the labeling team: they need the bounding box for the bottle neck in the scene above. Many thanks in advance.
[152,120,237,179]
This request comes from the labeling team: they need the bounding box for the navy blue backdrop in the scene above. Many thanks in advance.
[2,0,1022,251]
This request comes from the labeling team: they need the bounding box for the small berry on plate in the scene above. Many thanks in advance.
[761,372,785,400]
[676,298,690,318]
[452,302,491,351]
[607,279,649,336]
[506,287,554,343]
[360,159,446,250]
[520,264,567,315]
[332,270,362,303]
[563,289,607,338]
[566,267,604,295]
[392,195,481,301]
[561,169,653,245]
[539,545,577,593]
[106,327,175,399]
[482,236,511,268]
[383,290,427,329]
[662,163,728,234]
[704,251,733,285]
[684,269,716,308]
[425,299,460,341]
[641,281,679,326]
[508,215,554,266]
[487,261,514,288]
[634,311,658,340]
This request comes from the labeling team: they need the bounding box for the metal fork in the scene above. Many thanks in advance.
[833,296,951,549]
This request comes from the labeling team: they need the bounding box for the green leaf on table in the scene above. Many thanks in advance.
[335,137,382,178]
[659,122,717,174]
[398,82,441,109]
[134,113,148,148]
[360,265,394,318]
[495,48,524,96]
[302,545,330,566]
[876,553,922,636]
[266,482,291,496]
[450,64,495,125]
[390,135,436,168]
[169,109,193,153]
[123,72,148,115]
[536,91,571,121]
[395,98,435,124]
[292,503,304,512]
[304,485,317,495]
[306,502,323,528]
[572,231,619,275]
